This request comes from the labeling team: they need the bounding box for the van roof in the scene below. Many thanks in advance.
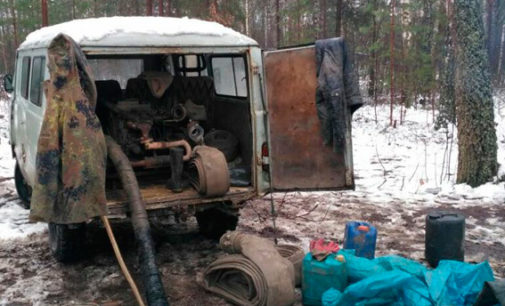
[19,16,258,50]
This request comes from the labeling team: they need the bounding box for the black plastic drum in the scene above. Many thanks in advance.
[425,211,465,267]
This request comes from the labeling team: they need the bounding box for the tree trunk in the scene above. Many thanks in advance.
[486,0,503,80]
[436,0,456,129]
[275,0,281,48]
[166,0,171,16]
[336,0,342,36]
[264,0,269,49]
[368,0,377,98]
[0,26,9,73]
[390,0,395,126]
[41,0,48,26]
[158,0,163,15]
[245,0,250,36]
[296,0,301,42]
[9,0,18,48]
[498,24,505,83]
[146,0,153,16]
[321,0,327,38]
[94,0,98,17]
[454,0,497,187]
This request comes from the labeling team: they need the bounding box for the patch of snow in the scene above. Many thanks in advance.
[20,16,258,49]
[0,202,46,240]
[0,99,46,240]
[349,98,505,205]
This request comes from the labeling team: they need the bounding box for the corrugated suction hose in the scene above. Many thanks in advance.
[106,136,169,306]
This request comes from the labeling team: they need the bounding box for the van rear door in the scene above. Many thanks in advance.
[263,45,354,191]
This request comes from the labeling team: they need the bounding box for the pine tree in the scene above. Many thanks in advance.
[454,0,497,186]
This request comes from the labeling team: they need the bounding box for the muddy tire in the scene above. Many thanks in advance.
[196,208,238,240]
[14,162,31,209]
[48,223,87,263]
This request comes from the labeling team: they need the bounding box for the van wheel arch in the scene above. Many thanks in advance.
[14,162,31,209]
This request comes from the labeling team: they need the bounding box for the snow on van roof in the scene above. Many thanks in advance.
[19,16,258,49]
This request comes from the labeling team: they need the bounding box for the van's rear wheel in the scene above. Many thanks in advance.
[48,223,87,263]
[14,162,31,209]
[196,208,238,240]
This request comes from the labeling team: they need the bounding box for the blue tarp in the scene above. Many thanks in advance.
[321,252,494,306]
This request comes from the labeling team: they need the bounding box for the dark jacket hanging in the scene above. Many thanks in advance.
[315,37,363,152]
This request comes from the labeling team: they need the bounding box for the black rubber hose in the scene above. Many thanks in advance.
[106,136,169,306]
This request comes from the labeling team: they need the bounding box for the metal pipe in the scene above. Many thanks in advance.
[106,136,169,306]
[144,139,192,161]
[130,155,172,168]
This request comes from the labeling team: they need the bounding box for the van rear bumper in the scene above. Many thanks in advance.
[106,185,255,216]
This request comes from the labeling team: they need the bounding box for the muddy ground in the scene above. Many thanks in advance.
[0,178,504,305]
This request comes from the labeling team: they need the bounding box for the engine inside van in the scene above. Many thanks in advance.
[88,53,254,212]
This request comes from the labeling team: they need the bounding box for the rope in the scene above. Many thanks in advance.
[101,216,146,306]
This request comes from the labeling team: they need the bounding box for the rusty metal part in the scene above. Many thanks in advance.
[172,104,187,121]
[130,155,172,168]
[126,121,153,144]
[263,46,348,190]
[190,146,230,197]
[187,121,204,144]
[144,139,192,161]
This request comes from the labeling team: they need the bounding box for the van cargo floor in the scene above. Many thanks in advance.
[106,185,254,215]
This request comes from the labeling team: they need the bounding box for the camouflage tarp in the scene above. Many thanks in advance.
[29,34,107,224]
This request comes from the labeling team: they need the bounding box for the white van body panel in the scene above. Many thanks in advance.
[13,49,48,186]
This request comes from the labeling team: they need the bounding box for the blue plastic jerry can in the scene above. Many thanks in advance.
[343,221,377,259]
[301,253,348,305]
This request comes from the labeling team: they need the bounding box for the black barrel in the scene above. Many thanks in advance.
[425,211,465,267]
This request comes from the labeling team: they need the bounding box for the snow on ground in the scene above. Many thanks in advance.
[0,100,46,241]
[351,98,505,205]
[0,95,504,304]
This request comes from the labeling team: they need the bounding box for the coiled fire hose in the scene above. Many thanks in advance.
[189,146,230,197]
[106,136,169,306]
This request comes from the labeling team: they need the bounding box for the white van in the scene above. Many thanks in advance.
[6,17,355,260]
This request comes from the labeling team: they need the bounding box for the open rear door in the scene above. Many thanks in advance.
[263,45,354,191]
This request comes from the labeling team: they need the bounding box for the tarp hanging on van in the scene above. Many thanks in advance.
[315,38,363,153]
[29,34,107,224]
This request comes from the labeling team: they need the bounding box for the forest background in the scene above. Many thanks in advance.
[0,0,503,121]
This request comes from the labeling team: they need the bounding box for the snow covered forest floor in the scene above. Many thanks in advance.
[0,95,504,305]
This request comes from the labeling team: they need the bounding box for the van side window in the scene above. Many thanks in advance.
[20,56,31,99]
[211,57,247,98]
[29,56,46,106]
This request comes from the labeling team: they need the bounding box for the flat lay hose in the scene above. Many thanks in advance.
[101,216,145,306]
[189,146,230,197]
[202,231,296,306]
[106,136,169,306]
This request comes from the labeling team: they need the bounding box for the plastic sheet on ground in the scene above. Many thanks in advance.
[322,252,494,306]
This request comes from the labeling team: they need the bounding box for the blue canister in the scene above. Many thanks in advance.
[302,252,347,305]
[343,221,377,259]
